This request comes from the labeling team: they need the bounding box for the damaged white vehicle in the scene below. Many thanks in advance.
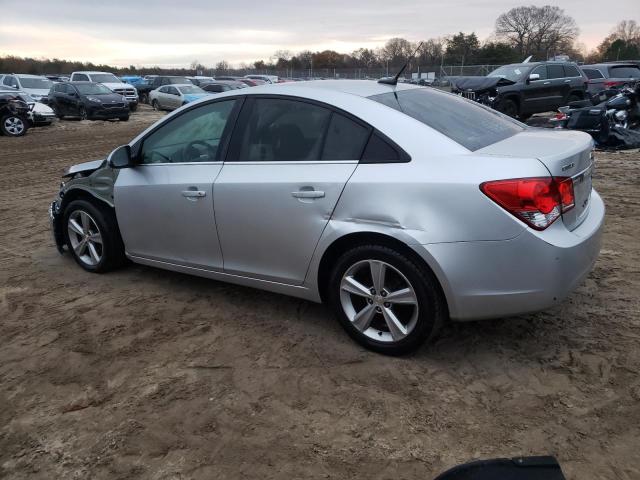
[49,80,604,354]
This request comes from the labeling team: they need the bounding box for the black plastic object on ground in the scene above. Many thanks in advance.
[434,456,566,480]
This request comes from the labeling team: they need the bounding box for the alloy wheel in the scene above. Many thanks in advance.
[67,210,103,266]
[339,259,419,343]
[4,116,25,136]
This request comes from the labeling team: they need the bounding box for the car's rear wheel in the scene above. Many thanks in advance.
[1,115,28,137]
[328,245,445,355]
[63,199,125,273]
[79,106,88,120]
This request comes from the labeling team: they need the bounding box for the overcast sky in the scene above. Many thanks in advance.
[0,0,637,67]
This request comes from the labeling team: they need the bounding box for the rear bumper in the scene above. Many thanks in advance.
[416,190,605,320]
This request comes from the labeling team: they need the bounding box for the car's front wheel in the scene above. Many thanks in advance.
[63,199,125,273]
[1,114,28,137]
[328,245,445,355]
[152,100,160,111]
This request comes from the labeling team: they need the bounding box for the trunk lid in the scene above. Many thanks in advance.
[477,129,594,231]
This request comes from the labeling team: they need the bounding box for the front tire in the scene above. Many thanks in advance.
[79,106,88,120]
[328,245,446,355]
[120,115,130,121]
[498,98,519,118]
[1,114,28,137]
[151,100,160,111]
[63,199,125,273]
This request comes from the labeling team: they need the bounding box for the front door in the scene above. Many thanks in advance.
[521,65,554,114]
[214,97,371,284]
[114,98,240,269]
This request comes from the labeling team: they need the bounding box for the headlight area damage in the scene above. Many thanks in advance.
[449,76,516,109]
[49,158,112,253]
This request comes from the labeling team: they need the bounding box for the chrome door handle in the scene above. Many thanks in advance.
[564,79,571,83]
[543,81,551,85]
[292,190,325,199]
[182,190,206,198]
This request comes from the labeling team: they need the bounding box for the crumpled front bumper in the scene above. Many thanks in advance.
[49,200,65,253]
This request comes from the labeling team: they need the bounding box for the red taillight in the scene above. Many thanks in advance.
[604,80,623,88]
[480,177,575,230]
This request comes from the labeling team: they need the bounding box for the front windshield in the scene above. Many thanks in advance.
[19,77,53,89]
[178,85,205,94]
[75,84,114,95]
[487,65,527,82]
[90,73,120,83]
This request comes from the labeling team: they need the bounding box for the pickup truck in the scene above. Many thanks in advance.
[134,76,194,104]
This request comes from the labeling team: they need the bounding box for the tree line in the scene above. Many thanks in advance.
[1,7,638,77]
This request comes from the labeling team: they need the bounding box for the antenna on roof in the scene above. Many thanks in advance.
[378,42,424,86]
[522,55,533,63]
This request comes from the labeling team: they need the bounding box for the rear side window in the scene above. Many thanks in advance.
[369,88,524,151]
[609,66,640,78]
[235,98,331,161]
[322,113,370,160]
[361,133,403,163]
[582,68,604,79]
[563,65,581,77]
[547,64,565,79]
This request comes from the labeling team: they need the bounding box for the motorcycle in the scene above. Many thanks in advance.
[551,82,640,149]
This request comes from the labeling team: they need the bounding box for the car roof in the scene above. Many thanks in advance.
[172,84,198,88]
[240,79,420,98]
[11,74,50,78]
[72,71,115,75]
[583,63,639,68]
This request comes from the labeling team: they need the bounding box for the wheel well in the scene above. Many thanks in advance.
[568,90,584,99]
[60,188,112,212]
[316,232,448,311]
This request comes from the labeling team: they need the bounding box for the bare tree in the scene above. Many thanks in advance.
[215,60,230,73]
[495,5,578,59]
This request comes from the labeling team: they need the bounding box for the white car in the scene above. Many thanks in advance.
[149,84,210,111]
[69,71,138,110]
[0,74,54,102]
[0,86,56,126]
[245,74,279,84]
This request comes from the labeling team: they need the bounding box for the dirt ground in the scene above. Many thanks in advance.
[1,106,639,480]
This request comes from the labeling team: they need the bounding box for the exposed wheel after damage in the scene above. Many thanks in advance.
[63,199,125,273]
[328,245,445,355]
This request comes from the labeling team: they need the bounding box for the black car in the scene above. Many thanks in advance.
[451,61,588,119]
[134,76,194,103]
[0,93,30,136]
[48,82,130,121]
[200,80,247,93]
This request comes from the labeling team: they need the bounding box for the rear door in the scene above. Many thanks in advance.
[114,98,240,269]
[582,68,605,95]
[547,64,569,107]
[214,96,371,284]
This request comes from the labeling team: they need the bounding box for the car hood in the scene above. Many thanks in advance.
[87,93,128,103]
[100,82,135,91]
[450,76,516,93]
[183,93,208,102]
[33,102,54,114]
[63,159,106,178]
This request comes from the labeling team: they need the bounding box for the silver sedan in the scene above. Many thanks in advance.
[49,80,604,354]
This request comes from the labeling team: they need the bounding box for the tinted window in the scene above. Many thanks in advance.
[582,68,604,80]
[322,113,370,160]
[530,65,547,80]
[74,74,89,81]
[609,66,640,78]
[140,100,236,164]
[361,133,401,163]
[64,85,76,94]
[563,65,581,77]
[547,64,565,79]
[369,88,524,151]
[3,76,17,87]
[236,99,331,161]
[167,87,179,95]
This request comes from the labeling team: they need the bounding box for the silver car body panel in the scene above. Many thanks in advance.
[54,80,604,321]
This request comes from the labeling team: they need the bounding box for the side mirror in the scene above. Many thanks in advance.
[528,73,540,82]
[108,145,133,169]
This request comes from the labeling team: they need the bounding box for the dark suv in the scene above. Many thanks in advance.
[454,61,588,119]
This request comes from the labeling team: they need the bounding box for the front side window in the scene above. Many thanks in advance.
[530,65,547,80]
[235,98,331,161]
[167,86,179,95]
[369,88,524,151]
[140,100,237,164]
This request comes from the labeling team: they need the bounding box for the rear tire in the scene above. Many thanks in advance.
[328,245,446,355]
[63,199,126,273]
[79,106,88,120]
[120,115,130,121]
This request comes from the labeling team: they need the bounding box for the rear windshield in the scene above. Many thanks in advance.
[368,88,524,151]
[609,66,640,78]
